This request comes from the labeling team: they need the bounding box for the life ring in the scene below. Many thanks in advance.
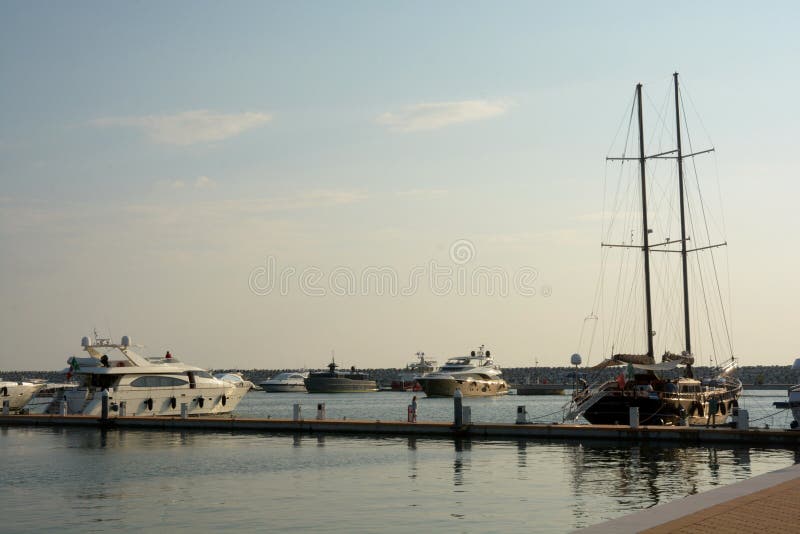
[170,397,177,409]
[221,395,227,406]
[145,398,153,411]
[198,397,204,408]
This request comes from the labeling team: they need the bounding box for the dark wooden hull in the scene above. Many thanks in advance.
[582,389,740,426]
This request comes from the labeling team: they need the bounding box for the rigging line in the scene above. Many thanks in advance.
[683,103,735,358]
[606,88,638,158]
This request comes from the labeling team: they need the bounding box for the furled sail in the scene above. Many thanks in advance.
[661,351,695,366]
[611,353,655,365]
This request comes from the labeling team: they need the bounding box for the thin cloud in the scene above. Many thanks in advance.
[195,176,216,189]
[394,188,448,198]
[377,99,512,132]
[92,110,272,146]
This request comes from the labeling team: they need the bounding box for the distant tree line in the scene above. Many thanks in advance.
[4,365,798,388]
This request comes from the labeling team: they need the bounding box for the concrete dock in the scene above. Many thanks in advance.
[2,413,800,446]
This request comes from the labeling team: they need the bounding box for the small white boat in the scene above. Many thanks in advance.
[0,379,47,412]
[259,372,308,393]
[50,332,250,417]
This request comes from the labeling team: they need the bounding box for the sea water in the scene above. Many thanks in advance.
[3,390,796,533]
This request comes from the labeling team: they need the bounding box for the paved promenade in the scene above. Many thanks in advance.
[580,462,800,533]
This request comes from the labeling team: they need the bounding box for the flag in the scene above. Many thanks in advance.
[616,373,626,390]
[66,356,80,380]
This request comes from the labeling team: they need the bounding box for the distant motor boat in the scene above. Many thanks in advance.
[391,352,438,391]
[305,359,378,393]
[49,331,250,417]
[0,379,47,412]
[260,372,308,393]
[416,345,508,398]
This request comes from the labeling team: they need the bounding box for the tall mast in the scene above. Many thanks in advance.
[674,72,692,355]
[636,83,655,359]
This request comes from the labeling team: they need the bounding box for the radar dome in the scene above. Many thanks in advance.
[81,336,91,347]
[121,335,131,347]
[570,353,582,366]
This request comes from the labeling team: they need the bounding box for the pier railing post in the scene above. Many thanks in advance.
[454,389,463,426]
[180,403,188,419]
[316,403,326,420]
[293,403,302,421]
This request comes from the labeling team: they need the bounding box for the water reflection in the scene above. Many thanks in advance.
[452,438,472,487]
[516,439,527,469]
[567,442,760,526]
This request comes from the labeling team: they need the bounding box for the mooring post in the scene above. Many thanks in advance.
[180,403,188,419]
[2,400,9,415]
[100,389,109,420]
[454,389,463,426]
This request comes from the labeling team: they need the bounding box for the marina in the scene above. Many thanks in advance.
[2,390,799,533]
[3,4,799,533]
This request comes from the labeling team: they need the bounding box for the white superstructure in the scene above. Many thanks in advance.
[52,333,249,417]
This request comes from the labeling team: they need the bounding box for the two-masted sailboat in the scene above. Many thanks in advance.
[565,73,742,426]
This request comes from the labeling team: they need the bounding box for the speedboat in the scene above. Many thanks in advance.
[259,372,308,392]
[304,359,378,393]
[391,352,438,391]
[50,332,250,417]
[0,379,47,412]
[416,345,508,397]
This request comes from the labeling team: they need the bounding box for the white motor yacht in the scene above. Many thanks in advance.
[51,332,249,417]
[0,379,47,412]
[416,345,508,397]
[259,372,308,392]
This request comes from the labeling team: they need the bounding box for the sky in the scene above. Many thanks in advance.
[1,1,798,371]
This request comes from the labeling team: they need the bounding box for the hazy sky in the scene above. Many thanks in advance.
[1,2,798,371]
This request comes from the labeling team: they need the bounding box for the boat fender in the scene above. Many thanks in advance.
[221,395,227,406]
[170,397,177,409]
[198,397,204,408]
[720,402,726,415]
[145,398,153,411]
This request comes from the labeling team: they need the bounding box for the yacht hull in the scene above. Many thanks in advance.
[1,382,45,411]
[418,377,509,398]
[304,377,378,393]
[59,384,247,417]
[581,388,742,426]
[260,383,307,393]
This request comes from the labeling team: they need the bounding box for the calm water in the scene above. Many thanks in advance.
[3,390,797,533]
